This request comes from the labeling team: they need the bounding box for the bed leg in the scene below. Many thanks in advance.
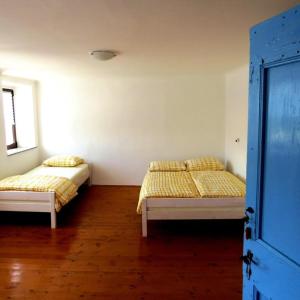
[142,200,147,237]
[87,177,92,187]
[88,164,93,186]
[49,192,56,229]
[51,211,57,229]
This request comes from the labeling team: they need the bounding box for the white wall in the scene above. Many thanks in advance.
[0,75,40,179]
[39,73,225,185]
[0,70,249,185]
[224,65,248,180]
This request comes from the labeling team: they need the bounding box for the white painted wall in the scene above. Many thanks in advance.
[38,73,225,185]
[0,75,40,179]
[224,65,248,180]
[1,70,249,185]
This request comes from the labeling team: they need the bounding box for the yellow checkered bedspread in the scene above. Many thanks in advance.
[190,171,245,198]
[137,170,246,214]
[137,171,200,213]
[0,175,78,212]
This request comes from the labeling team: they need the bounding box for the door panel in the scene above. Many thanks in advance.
[260,61,300,264]
[243,5,300,300]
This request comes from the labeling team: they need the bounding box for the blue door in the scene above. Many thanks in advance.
[243,5,300,300]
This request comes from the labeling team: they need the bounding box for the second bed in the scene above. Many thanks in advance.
[137,158,246,237]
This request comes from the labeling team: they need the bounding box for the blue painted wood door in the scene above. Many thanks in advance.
[244,5,300,300]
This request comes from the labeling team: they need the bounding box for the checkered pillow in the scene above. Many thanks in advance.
[185,156,224,171]
[42,155,84,167]
[149,160,186,172]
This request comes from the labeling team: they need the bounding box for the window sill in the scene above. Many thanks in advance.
[7,146,37,156]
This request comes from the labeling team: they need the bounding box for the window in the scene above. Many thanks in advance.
[1,77,38,155]
[2,88,17,150]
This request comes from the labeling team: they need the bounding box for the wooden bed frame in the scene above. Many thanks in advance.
[0,166,92,229]
[0,191,58,228]
[141,197,245,237]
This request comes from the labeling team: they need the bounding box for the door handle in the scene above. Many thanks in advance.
[243,207,254,223]
[241,250,253,280]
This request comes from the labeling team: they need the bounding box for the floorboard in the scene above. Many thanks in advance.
[0,186,243,299]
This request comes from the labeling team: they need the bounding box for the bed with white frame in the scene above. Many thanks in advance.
[141,196,245,237]
[0,163,92,228]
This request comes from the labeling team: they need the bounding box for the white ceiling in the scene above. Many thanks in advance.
[0,0,298,78]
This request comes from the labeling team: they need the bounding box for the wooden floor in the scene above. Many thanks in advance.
[0,186,243,299]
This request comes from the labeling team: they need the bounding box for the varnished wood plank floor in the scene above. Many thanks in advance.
[0,186,243,300]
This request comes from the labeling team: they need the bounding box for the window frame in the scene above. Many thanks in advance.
[2,88,18,150]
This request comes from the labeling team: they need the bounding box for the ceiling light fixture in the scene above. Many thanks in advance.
[89,50,117,61]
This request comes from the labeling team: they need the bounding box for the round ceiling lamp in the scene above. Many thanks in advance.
[89,50,117,61]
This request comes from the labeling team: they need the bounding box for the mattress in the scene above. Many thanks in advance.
[26,163,90,187]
